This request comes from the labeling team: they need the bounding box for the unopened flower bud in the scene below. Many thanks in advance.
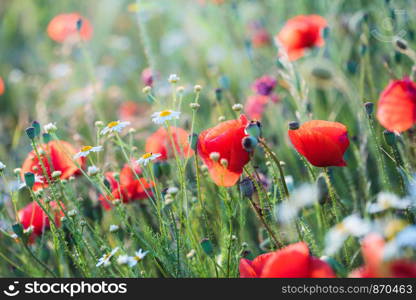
[24,172,35,188]
[176,86,185,93]
[190,102,200,110]
[239,177,255,198]
[288,121,299,130]
[364,102,374,115]
[232,103,243,112]
[25,127,36,140]
[142,86,152,94]
[209,152,220,162]
[51,170,62,179]
[220,158,228,168]
[242,136,258,152]
[245,121,262,138]
[32,121,41,137]
[383,130,396,146]
[218,116,226,122]
[95,121,104,128]
[194,85,202,92]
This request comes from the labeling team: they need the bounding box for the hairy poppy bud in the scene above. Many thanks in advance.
[25,127,36,140]
[242,136,258,152]
[364,102,374,115]
[42,133,51,143]
[189,133,198,151]
[32,121,41,137]
[383,130,396,146]
[239,177,255,198]
[24,172,35,188]
[76,18,83,31]
[12,223,24,238]
[215,88,222,102]
[288,121,299,130]
[200,238,214,256]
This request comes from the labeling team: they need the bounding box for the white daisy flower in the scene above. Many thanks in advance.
[324,214,371,255]
[136,152,161,166]
[384,225,416,259]
[367,192,411,214]
[276,184,319,224]
[0,161,6,171]
[151,110,180,124]
[100,120,130,135]
[87,165,100,176]
[44,123,57,133]
[74,145,103,159]
[109,224,119,232]
[96,247,119,267]
[127,249,149,267]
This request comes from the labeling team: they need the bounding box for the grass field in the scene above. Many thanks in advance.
[1,0,416,278]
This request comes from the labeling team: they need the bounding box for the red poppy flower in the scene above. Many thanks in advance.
[350,234,416,278]
[197,115,251,187]
[141,68,153,86]
[47,13,93,43]
[252,75,276,96]
[376,77,416,133]
[251,28,270,48]
[145,127,194,161]
[245,95,270,121]
[276,15,327,61]
[119,101,139,120]
[0,77,4,95]
[99,164,154,210]
[21,140,83,191]
[240,242,336,278]
[18,201,65,243]
[288,120,349,167]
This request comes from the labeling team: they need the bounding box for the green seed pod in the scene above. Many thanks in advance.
[24,172,35,188]
[245,121,262,139]
[242,136,258,152]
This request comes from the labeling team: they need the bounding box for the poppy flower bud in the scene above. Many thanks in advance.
[311,67,332,80]
[51,170,62,179]
[316,173,329,204]
[176,86,185,93]
[142,86,152,94]
[245,121,262,139]
[242,136,258,152]
[25,127,36,140]
[239,177,255,198]
[394,37,408,52]
[383,130,396,146]
[218,116,226,122]
[232,103,243,112]
[364,102,374,115]
[76,18,83,31]
[194,85,202,92]
[215,88,222,102]
[288,121,299,130]
[200,238,214,256]
[220,158,228,168]
[190,102,200,110]
[95,121,104,128]
[32,121,41,137]
[24,172,35,188]
[13,168,21,176]
[152,161,162,178]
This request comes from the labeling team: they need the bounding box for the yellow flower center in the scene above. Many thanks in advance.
[134,256,141,261]
[107,121,120,128]
[159,110,172,117]
[142,153,153,159]
[335,223,346,232]
[81,146,93,152]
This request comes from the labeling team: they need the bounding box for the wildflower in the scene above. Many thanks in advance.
[87,165,100,176]
[127,249,149,267]
[109,224,119,232]
[96,247,119,267]
[197,115,251,187]
[0,76,4,95]
[239,242,335,278]
[376,77,416,132]
[367,192,412,214]
[136,153,161,166]
[100,120,130,135]
[276,184,319,224]
[383,225,416,258]
[0,161,5,171]
[67,209,77,217]
[275,15,327,61]
[18,201,65,243]
[288,120,350,167]
[99,165,154,210]
[251,75,276,96]
[194,85,202,92]
[166,186,179,195]
[74,145,103,159]
[168,74,180,83]
[21,141,83,191]
[141,68,153,86]
[250,27,270,48]
[51,170,62,179]
[117,255,130,265]
[145,127,194,160]
[350,234,416,278]
[324,214,371,255]
[151,110,180,124]
[47,13,93,43]
[244,95,269,120]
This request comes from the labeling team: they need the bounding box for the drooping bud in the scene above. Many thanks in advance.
[364,102,374,115]
[239,177,255,198]
[383,130,396,146]
[32,121,41,137]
